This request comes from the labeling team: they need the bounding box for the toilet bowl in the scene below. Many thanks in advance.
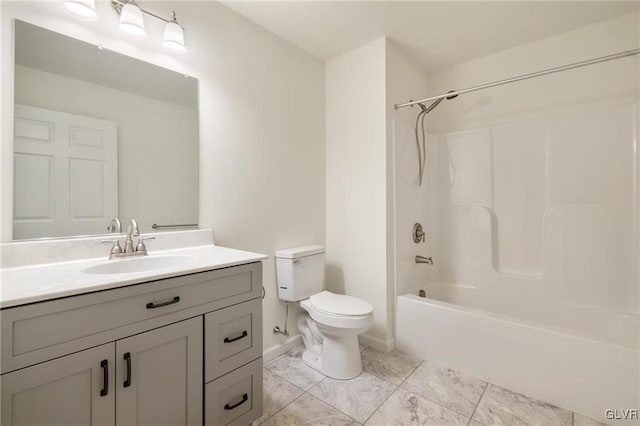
[275,246,374,379]
[297,291,373,379]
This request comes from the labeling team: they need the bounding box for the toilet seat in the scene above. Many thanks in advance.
[300,291,374,330]
[308,291,373,316]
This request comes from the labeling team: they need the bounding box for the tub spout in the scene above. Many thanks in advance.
[415,255,433,265]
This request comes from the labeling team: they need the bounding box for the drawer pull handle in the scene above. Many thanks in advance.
[146,296,180,309]
[224,393,248,411]
[100,359,109,397]
[223,330,248,343]
[123,352,132,388]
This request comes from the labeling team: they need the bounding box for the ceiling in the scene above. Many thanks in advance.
[222,1,639,71]
[15,20,198,108]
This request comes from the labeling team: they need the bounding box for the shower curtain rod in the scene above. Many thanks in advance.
[394,48,640,110]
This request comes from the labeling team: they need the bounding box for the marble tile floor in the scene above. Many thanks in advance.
[256,344,607,426]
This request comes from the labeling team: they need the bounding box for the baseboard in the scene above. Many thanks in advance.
[359,332,395,353]
[262,334,303,363]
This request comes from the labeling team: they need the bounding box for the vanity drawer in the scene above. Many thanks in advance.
[205,298,262,382]
[205,358,263,426]
[1,263,262,374]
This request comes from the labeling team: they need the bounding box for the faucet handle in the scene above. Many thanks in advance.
[100,239,123,255]
[135,236,155,253]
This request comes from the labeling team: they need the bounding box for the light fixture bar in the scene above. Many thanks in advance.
[111,0,185,30]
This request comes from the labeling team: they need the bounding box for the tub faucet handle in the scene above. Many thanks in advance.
[413,223,426,243]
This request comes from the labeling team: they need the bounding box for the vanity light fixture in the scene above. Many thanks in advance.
[85,0,187,53]
[62,0,98,21]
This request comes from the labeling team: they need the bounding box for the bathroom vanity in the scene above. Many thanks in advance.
[1,16,266,426]
[0,243,266,426]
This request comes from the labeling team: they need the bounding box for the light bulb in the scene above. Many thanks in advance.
[163,16,187,53]
[119,3,146,39]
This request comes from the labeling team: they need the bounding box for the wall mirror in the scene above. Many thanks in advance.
[12,20,199,240]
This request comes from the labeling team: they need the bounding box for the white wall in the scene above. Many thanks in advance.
[325,37,389,348]
[385,39,429,334]
[325,38,429,350]
[1,1,325,354]
[426,12,640,133]
[14,65,199,234]
[414,12,639,315]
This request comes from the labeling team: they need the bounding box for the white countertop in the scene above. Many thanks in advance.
[0,245,267,309]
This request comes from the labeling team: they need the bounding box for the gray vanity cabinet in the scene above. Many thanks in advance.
[116,317,203,426]
[0,262,264,426]
[1,318,203,426]
[0,343,116,425]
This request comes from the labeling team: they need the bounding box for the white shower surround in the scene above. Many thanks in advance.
[393,101,639,424]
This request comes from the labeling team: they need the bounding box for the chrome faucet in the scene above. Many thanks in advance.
[107,217,122,233]
[101,218,154,259]
[415,255,433,265]
[124,219,140,253]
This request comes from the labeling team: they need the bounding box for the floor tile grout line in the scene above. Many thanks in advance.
[264,345,327,392]
[398,360,490,421]
[308,374,386,424]
[466,382,489,426]
[263,349,289,369]
[360,359,425,425]
[257,390,307,425]
[361,349,424,387]
[263,364,323,391]
[307,374,328,392]
[302,389,363,425]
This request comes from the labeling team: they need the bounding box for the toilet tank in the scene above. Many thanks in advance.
[275,245,325,302]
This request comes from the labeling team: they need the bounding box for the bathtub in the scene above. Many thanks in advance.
[396,284,640,424]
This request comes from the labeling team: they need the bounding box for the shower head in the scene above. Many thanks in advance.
[414,89,457,187]
[419,90,457,115]
[422,98,444,114]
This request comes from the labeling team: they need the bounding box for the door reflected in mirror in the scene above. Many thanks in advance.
[12,20,199,240]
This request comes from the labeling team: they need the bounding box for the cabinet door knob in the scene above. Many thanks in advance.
[224,393,248,411]
[223,330,248,343]
[100,359,109,397]
[123,352,132,388]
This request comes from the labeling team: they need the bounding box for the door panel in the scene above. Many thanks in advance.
[116,317,203,426]
[13,104,118,239]
[0,343,115,426]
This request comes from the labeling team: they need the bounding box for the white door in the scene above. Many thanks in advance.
[116,317,203,426]
[0,343,116,426]
[13,104,118,239]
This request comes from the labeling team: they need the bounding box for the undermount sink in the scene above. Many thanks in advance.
[82,255,190,275]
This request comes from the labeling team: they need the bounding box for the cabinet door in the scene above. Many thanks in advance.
[116,317,203,426]
[0,343,115,426]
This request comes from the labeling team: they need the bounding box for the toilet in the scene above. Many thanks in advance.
[275,245,374,379]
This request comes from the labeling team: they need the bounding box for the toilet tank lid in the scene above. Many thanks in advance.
[275,245,325,259]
